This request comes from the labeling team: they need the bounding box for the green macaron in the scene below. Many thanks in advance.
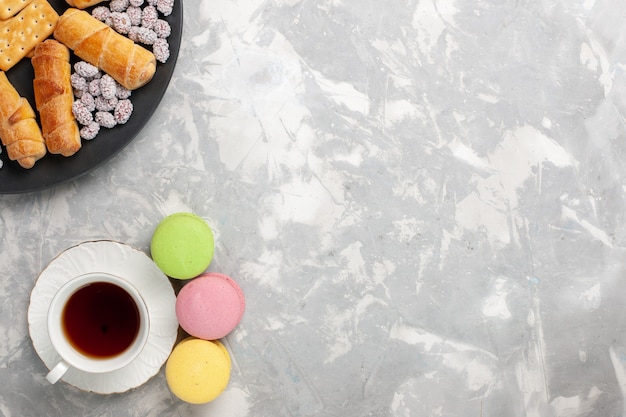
[150,213,215,280]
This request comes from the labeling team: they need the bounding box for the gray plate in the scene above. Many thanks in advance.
[0,0,182,194]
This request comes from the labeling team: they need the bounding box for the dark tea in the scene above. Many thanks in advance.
[62,281,141,359]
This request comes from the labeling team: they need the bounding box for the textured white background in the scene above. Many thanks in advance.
[2,0,626,415]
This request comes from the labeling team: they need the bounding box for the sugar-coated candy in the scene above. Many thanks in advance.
[127,6,142,25]
[114,99,133,124]
[74,61,100,78]
[153,38,170,63]
[115,84,132,99]
[89,79,102,96]
[153,19,171,38]
[95,111,117,128]
[156,0,174,16]
[129,26,157,45]
[91,6,111,21]
[72,101,94,126]
[80,92,96,112]
[111,12,132,34]
[129,0,144,6]
[70,73,88,91]
[110,0,130,12]
[80,121,101,140]
[100,75,117,100]
[95,96,119,112]
[141,5,158,28]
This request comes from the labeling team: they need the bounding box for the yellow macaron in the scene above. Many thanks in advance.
[165,337,231,404]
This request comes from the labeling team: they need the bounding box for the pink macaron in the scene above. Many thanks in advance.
[175,272,245,340]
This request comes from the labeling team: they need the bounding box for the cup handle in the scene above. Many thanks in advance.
[46,361,70,384]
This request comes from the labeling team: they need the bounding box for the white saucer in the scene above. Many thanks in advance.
[28,240,179,394]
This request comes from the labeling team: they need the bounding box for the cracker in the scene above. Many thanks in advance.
[0,0,34,21]
[0,0,59,71]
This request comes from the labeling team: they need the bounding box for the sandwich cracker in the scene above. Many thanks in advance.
[0,0,59,71]
[0,0,35,21]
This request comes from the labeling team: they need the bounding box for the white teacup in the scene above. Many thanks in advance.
[46,272,150,384]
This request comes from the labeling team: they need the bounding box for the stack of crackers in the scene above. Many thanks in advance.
[0,0,59,71]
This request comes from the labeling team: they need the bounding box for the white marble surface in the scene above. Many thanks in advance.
[2,0,626,415]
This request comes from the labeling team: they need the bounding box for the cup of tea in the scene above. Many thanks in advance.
[46,272,150,384]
